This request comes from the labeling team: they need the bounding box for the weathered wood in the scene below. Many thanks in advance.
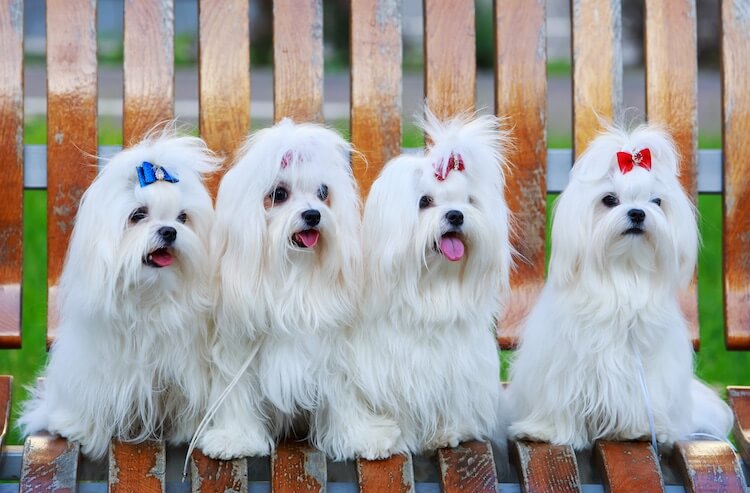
[356,454,415,493]
[350,0,402,198]
[0,0,23,349]
[190,449,248,493]
[571,0,622,157]
[423,0,475,119]
[271,441,326,493]
[198,0,250,196]
[46,0,98,347]
[727,386,750,466]
[109,440,165,493]
[438,441,497,493]
[494,0,546,349]
[672,441,746,493]
[273,0,323,123]
[123,0,174,145]
[0,376,11,448]
[594,440,664,493]
[509,440,581,493]
[20,434,80,493]
[722,0,750,350]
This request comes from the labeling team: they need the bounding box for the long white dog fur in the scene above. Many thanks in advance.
[20,128,219,459]
[509,125,733,449]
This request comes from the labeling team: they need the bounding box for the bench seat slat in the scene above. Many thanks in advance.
[356,454,415,493]
[672,441,746,493]
[271,441,326,493]
[190,450,247,493]
[109,440,165,493]
[438,441,497,493]
[594,440,664,493]
[509,440,580,493]
[20,435,79,493]
[726,386,750,466]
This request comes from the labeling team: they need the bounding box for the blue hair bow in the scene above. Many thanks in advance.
[136,161,179,187]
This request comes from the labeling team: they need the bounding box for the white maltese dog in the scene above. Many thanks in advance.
[197,119,361,459]
[509,125,733,450]
[20,128,219,459]
[316,110,512,460]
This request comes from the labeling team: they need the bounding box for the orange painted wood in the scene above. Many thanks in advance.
[0,376,11,448]
[46,0,98,347]
[438,441,497,493]
[20,434,80,493]
[509,440,580,493]
[494,0,546,349]
[350,0,402,198]
[672,441,746,493]
[273,0,323,123]
[423,0,475,119]
[123,0,174,145]
[271,441,326,493]
[727,386,750,466]
[356,454,415,493]
[109,440,166,493]
[198,0,250,196]
[190,449,247,493]
[594,440,664,493]
[0,0,23,349]
[645,0,699,349]
[571,0,622,157]
[722,0,750,349]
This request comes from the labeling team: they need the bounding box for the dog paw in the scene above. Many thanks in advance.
[509,421,559,444]
[198,427,274,460]
[351,418,405,460]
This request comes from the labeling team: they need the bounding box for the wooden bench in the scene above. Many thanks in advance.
[0,0,749,491]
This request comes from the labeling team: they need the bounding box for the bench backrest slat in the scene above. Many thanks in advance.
[437,441,497,493]
[109,440,166,493]
[190,449,248,493]
[356,454,415,493]
[20,434,80,492]
[593,441,664,493]
[45,0,98,346]
[271,441,326,493]
[0,0,22,348]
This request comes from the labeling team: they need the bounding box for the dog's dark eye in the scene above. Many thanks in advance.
[177,211,188,223]
[317,184,329,201]
[130,207,148,223]
[651,198,662,207]
[269,186,289,204]
[602,194,619,208]
[419,195,433,209]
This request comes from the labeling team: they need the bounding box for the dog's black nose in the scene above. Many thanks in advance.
[446,210,464,227]
[627,208,646,224]
[302,209,321,227]
[158,226,177,244]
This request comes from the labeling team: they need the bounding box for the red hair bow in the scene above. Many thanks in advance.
[435,153,465,181]
[616,148,652,174]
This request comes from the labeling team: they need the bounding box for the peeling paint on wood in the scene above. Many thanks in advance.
[357,454,415,493]
[510,440,580,493]
[191,450,248,493]
[594,440,664,492]
[726,386,750,466]
[672,441,746,493]
[20,434,80,493]
[271,441,326,493]
[438,441,497,493]
[109,440,166,493]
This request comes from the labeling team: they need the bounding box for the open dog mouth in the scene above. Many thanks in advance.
[623,227,645,236]
[144,248,174,268]
[435,232,465,261]
[292,229,320,249]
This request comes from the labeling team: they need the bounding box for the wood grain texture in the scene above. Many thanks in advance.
[198,0,250,196]
[356,454,415,493]
[727,386,750,466]
[273,0,323,123]
[0,376,11,449]
[190,449,247,493]
[494,0,546,349]
[271,441,325,493]
[423,0,475,119]
[123,0,174,145]
[46,0,98,346]
[0,0,23,348]
[672,441,746,493]
[509,440,581,493]
[20,434,80,493]
[593,441,664,493]
[438,441,497,493]
[109,440,166,493]
[350,0,402,198]
[571,0,622,157]
[722,0,750,349]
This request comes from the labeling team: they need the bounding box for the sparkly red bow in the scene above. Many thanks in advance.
[435,153,465,181]
[280,150,293,169]
[616,148,652,174]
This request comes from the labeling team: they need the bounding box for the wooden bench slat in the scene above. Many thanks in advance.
[273,0,323,123]
[46,0,98,347]
[722,0,750,349]
[350,0,402,198]
[356,454,415,493]
[123,0,174,145]
[198,0,250,195]
[20,434,80,493]
[509,440,581,493]
[726,386,750,466]
[190,449,248,493]
[594,440,664,493]
[494,0,546,350]
[571,0,622,157]
[0,376,12,449]
[423,0,475,118]
[672,441,746,493]
[438,440,497,493]
[271,441,326,493]
[109,440,166,493]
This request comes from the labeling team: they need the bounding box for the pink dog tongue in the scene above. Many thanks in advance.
[150,249,173,267]
[439,235,465,261]
[296,230,320,248]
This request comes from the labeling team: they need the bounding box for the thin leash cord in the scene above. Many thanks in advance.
[182,343,261,480]
[632,338,659,453]
[687,432,737,452]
